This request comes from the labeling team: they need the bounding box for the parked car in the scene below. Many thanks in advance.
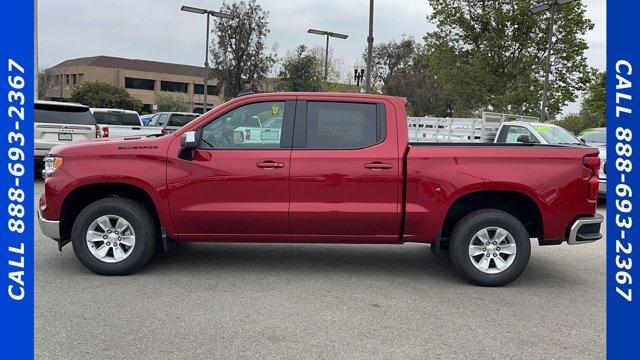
[146,112,199,134]
[34,100,98,164]
[578,127,607,197]
[38,93,602,286]
[494,121,583,145]
[91,108,162,138]
[140,114,154,126]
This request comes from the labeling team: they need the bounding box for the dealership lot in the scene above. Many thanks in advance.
[34,179,606,360]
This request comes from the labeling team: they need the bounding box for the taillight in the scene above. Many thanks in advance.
[102,127,110,138]
[95,126,101,138]
[584,155,600,200]
[245,129,251,140]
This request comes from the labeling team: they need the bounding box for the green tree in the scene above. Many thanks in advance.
[366,37,448,116]
[582,70,606,122]
[276,45,323,92]
[425,0,594,118]
[155,92,192,112]
[555,70,606,133]
[70,81,142,112]
[37,68,52,100]
[211,0,276,100]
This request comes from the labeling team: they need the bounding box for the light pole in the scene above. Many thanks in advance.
[308,29,348,90]
[181,5,233,113]
[365,0,374,94]
[530,0,577,121]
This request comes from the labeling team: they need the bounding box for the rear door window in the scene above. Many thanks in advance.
[35,104,95,125]
[301,102,383,149]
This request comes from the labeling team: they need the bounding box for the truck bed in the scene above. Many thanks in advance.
[402,144,599,243]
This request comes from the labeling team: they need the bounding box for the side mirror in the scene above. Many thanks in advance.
[578,137,586,144]
[516,134,531,144]
[181,131,197,148]
[179,131,198,160]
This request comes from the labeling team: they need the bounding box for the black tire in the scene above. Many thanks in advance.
[71,198,157,275]
[449,209,531,287]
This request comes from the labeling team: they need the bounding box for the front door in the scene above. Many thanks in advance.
[289,100,401,242]
[167,99,294,241]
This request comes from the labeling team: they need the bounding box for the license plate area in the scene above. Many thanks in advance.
[58,133,73,141]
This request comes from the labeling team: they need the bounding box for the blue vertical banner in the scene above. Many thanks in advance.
[607,0,640,359]
[0,0,35,359]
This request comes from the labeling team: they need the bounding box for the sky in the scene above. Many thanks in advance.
[39,0,606,115]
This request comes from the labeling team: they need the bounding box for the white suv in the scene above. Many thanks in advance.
[35,101,98,162]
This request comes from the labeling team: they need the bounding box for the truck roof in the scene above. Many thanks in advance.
[241,91,407,103]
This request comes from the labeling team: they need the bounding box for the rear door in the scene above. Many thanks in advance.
[289,99,401,242]
[166,98,295,241]
[34,104,96,155]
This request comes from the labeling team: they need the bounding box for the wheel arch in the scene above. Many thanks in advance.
[441,190,544,241]
[59,182,163,241]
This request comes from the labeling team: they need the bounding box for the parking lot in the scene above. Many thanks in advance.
[34,178,606,360]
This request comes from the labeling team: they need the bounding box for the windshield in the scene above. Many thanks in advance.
[531,124,582,145]
[579,129,606,143]
[167,114,198,127]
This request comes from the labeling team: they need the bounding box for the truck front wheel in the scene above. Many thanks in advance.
[71,198,157,275]
[449,209,531,286]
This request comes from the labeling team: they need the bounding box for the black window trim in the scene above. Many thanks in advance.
[195,100,295,150]
[292,100,387,150]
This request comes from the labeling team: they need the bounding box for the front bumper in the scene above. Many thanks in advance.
[567,214,604,245]
[38,209,61,240]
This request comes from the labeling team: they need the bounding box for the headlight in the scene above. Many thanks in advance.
[42,156,63,178]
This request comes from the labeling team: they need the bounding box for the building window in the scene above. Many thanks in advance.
[160,80,188,93]
[194,84,219,96]
[65,74,70,85]
[125,77,155,91]
[71,74,77,85]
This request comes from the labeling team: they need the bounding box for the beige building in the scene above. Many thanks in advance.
[44,55,222,113]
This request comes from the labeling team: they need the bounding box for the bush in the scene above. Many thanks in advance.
[155,92,192,112]
[70,81,143,112]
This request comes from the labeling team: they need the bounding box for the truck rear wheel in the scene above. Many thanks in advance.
[71,198,157,275]
[449,209,531,286]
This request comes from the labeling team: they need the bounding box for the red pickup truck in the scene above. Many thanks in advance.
[38,93,603,286]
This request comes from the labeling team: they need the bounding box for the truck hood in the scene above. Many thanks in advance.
[48,135,172,157]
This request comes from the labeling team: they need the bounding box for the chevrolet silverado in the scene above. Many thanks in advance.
[38,93,603,286]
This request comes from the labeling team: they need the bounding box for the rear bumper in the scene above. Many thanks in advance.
[598,178,606,196]
[38,208,61,241]
[567,214,604,245]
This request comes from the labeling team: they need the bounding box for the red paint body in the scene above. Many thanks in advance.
[41,93,599,244]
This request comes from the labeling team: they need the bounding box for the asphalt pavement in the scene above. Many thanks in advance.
[34,178,606,360]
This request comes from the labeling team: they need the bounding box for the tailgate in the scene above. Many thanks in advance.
[35,123,96,148]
